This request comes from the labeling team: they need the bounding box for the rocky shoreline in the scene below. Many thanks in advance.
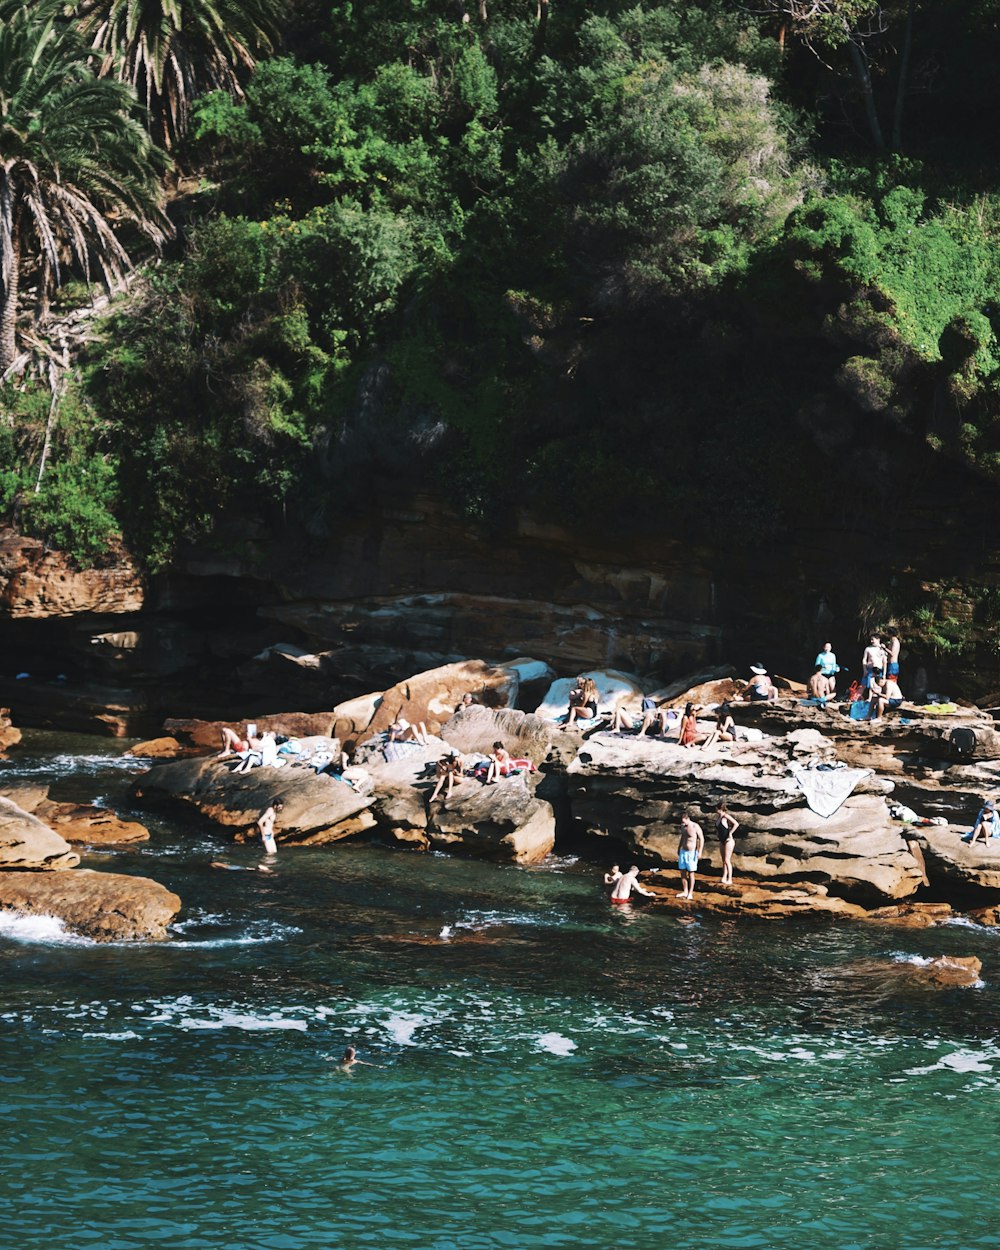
[2,657,1000,946]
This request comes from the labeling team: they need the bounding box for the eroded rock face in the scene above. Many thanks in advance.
[33,800,150,845]
[0,528,144,618]
[163,713,337,752]
[0,869,179,941]
[0,796,79,869]
[360,659,526,744]
[909,825,1000,893]
[427,774,555,864]
[566,731,921,901]
[0,707,20,754]
[127,736,199,759]
[133,757,375,844]
[439,705,561,764]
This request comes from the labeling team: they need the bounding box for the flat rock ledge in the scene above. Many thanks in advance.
[134,756,377,844]
[0,795,80,869]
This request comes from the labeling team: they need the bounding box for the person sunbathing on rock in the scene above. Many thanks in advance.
[677,702,700,748]
[965,800,1000,845]
[701,708,736,750]
[868,670,904,720]
[219,725,260,758]
[637,700,677,737]
[388,717,430,747]
[565,677,599,728]
[430,751,463,802]
[808,667,831,701]
[737,665,777,702]
[485,741,513,784]
[233,731,282,773]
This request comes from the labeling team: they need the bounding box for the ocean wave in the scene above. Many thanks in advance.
[0,912,94,947]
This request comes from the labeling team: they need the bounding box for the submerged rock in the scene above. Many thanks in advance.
[0,796,79,869]
[0,869,179,941]
[133,757,375,844]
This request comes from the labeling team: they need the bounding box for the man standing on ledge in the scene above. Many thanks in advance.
[677,812,705,900]
[610,865,654,904]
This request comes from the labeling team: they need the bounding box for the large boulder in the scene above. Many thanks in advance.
[0,796,79,868]
[439,705,561,764]
[133,757,375,844]
[565,731,922,901]
[361,659,527,743]
[427,773,555,864]
[0,869,179,941]
[535,669,643,720]
[909,824,1000,893]
[163,713,337,752]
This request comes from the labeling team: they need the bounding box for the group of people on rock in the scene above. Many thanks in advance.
[805,629,904,720]
[604,803,740,904]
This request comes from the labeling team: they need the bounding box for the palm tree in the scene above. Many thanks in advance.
[0,1,170,374]
[80,0,286,148]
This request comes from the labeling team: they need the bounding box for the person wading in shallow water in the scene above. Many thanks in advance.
[610,865,654,904]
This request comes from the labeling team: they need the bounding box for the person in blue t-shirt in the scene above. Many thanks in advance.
[815,642,840,696]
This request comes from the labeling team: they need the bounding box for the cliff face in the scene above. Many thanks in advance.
[1,481,1000,734]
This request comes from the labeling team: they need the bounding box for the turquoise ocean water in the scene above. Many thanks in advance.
[2,733,999,1250]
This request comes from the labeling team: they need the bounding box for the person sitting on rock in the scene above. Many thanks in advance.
[233,730,282,773]
[964,799,1000,845]
[737,665,777,702]
[637,699,677,737]
[808,666,831,701]
[565,676,599,728]
[607,703,639,733]
[701,707,736,750]
[388,716,429,747]
[455,692,478,714]
[868,670,904,720]
[430,751,463,802]
[677,701,700,748]
[815,642,841,696]
[485,741,513,784]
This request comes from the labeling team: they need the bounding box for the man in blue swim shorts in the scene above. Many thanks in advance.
[677,811,705,900]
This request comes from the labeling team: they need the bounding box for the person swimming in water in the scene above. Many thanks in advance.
[610,865,654,904]
[336,1045,380,1071]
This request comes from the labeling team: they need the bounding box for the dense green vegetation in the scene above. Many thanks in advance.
[3,0,1000,572]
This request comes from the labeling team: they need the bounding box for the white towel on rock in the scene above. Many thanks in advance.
[792,766,872,818]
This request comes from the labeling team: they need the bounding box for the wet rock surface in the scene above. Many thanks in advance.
[0,868,179,941]
[0,796,80,869]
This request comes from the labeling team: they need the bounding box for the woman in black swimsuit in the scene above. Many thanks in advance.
[565,676,599,727]
[714,803,739,886]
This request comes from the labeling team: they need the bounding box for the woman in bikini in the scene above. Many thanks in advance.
[701,707,736,751]
[565,677,599,728]
[714,803,739,885]
[485,741,513,784]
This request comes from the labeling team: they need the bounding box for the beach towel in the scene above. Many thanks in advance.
[792,766,872,818]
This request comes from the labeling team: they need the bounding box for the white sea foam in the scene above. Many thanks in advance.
[83,1030,139,1041]
[907,1050,996,1076]
[177,1009,308,1032]
[536,1032,577,1056]
[0,913,93,946]
[383,1011,436,1046]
